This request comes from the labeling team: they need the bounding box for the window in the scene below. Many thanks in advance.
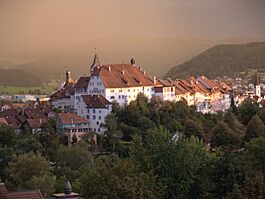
[86,115,89,119]
[93,109,96,113]
[133,89,135,92]
[99,116,101,120]
[110,96,115,99]
[72,129,76,132]
[128,89,130,92]
[99,110,101,113]
[97,76,99,79]
[98,128,100,132]
[147,88,149,91]
[119,89,122,92]
[96,121,99,125]
[87,109,89,113]
[111,89,114,93]
[78,129,82,132]
[93,115,96,120]
[118,95,121,99]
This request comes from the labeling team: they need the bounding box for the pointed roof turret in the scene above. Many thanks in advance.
[64,181,72,195]
[254,72,260,86]
[90,53,100,73]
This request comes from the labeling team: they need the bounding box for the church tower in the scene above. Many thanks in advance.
[90,53,100,73]
[254,72,261,97]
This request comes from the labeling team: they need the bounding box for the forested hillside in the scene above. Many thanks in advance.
[165,42,265,79]
[0,69,42,87]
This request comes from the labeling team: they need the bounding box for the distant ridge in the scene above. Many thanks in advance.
[0,69,42,87]
[165,42,265,79]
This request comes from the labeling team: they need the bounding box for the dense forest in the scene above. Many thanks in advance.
[166,42,265,79]
[1,94,265,198]
[0,69,42,87]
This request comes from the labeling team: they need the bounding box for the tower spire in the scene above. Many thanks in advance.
[90,47,100,73]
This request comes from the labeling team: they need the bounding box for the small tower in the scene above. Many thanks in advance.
[52,181,79,199]
[130,57,136,65]
[90,53,100,73]
[65,69,71,86]
[254,72,261,97]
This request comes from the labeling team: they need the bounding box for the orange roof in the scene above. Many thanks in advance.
[0,117,8,125]
[24,118,48,129]
[82,95,111,109]
[74,76,90,89]
[91,64,154,88]
[8,190,43,199]
[58,113,88,125]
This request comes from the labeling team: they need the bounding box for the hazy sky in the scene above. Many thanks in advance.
[0,0,265,51]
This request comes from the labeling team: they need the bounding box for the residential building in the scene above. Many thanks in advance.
[56,112,90,144]
[76,94,112,134]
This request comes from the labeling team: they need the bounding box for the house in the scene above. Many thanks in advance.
[56,112,90,144]
[21,118,48,134]
[76,94,112,134]
[50,70,75,112]
[0,183,43,199]
[0,101,16,112]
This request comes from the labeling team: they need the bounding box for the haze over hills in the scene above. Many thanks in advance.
[165,41,265,79]
[0,38,213,83]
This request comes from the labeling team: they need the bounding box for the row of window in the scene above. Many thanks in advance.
[89,82,102,86]
[110,88,152,93]
[86,115,102,120]
[67,128,88,133]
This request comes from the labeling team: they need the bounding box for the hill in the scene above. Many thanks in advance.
[0,69,42,87]
[165,42,265,79]
[0,38,212,82]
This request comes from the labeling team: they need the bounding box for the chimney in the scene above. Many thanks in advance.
[108,66,111,71]
[153,76,157,84]
[143,71,146,75]
[122,70,125,75]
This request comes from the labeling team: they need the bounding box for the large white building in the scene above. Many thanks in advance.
[51,55,232,135]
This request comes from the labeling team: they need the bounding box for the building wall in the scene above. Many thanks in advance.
[75,97,112,135]
[52,98,71,112]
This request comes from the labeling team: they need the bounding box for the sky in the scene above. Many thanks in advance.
[0,0,265,51]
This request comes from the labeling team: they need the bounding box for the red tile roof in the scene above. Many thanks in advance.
[74,76,90,89]
[58,113,88,125]
[0,117,8,125]
[82,95,111,109]
[0,183,8,199]
[24,118,48,129]
[91,64,154,88]
[8,190,43,199]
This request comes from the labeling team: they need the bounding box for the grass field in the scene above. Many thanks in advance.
[0,86,56,95]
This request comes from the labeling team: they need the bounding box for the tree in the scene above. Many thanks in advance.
[79,155,164,199]
[15,135,43,154]
[5,152,54,192]
[211,121,240,149]
[130,127,214,199]
[245,137,265,177]
[184,119,203,139]
[55,145,93,181]
[0,125,16,147]
[245,115,265,142]
[238,100,259,126]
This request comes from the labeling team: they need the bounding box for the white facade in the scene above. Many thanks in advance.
[75,96,112,135]
[52,97,72,112]
[87,75,155,106]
